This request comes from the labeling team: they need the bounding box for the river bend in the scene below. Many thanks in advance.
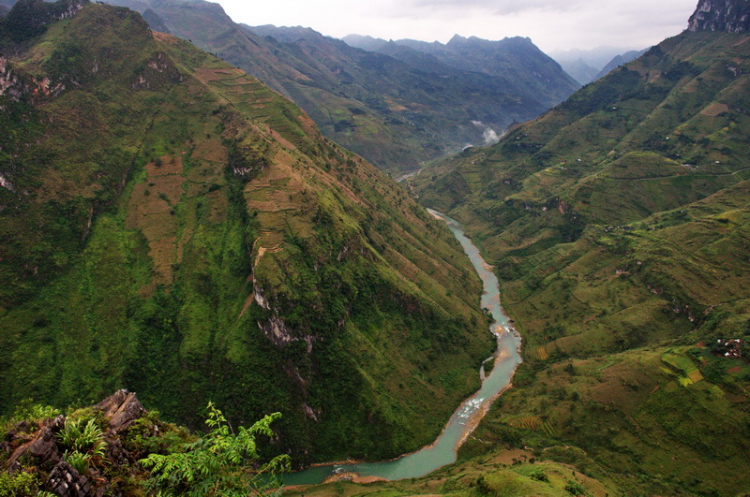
[284,210,522,485]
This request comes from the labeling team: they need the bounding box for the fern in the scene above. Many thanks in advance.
[57,418,106,469]
[141,403,290,496]
[64,451,91,474]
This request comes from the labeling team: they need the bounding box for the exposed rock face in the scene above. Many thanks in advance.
[5,415,65,472]
[95,389,145,433]
[0,56,22,101]
[46,461,92,497]
[688,0,750,32]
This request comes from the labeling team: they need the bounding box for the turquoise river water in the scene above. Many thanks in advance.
[283,210,523,485]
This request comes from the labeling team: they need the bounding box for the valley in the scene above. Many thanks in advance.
[0,0,749,495]
[284,211,522,485]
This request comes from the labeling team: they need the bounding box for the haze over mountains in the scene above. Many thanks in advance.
[552,47,649,84]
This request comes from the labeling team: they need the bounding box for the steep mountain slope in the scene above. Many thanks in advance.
[104,0,579,175]
[390,35,580,105]
[556,58,600,85]
[343,33,580,106]
[412,2,750,493]
[0,0,494,466]
[595,48,648,80]
[417,31,750,341]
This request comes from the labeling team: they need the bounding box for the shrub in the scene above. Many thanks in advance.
[565,480,587,496]
[57,418,106,461]
[8,400,60,424]
[0,472,40,496]
[529,469,549,482]
[64,451,91,474]
[140,403,291,496]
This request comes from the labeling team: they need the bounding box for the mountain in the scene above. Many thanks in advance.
[0,0,494,466]
[595,48,648,80]
[341,33,389,52]
[550,46,635,72]
[102,0,579,176]
[412,1,750,494]
[556,58,600,85]
[348,34,580,105]
[689,0,750,31]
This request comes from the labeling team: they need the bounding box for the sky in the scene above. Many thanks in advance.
[218,0,700,54]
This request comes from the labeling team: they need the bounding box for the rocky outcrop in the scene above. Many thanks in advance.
[254,283,317,352]
[5,415,65,472]
[95,389,145,434]
[0,173,15,192]
[1,391,150,496]
[46,461,91,497]
[0,56,22,101]
[688,0,750,32]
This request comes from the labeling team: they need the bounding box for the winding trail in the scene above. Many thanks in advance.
[284,210,523,485]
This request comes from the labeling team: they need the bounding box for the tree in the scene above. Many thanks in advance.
[140,403,290,496]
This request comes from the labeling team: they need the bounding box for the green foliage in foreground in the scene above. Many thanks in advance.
[57,417,106,474]
[0,472,41,497]
[0,397,290,496]
[142,403,290,496]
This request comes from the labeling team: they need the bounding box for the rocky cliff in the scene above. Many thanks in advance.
[688,0,750,32]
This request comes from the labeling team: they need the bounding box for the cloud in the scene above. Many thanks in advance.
[471,121,502,146]
[483,128,500,146]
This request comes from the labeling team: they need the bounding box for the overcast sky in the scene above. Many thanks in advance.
[218,0,699,53]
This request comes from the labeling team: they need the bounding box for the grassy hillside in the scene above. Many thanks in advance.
[0,0,494,466]
[413,30,750,495]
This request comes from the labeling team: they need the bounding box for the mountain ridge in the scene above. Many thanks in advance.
[0,0,494,465]
[106,0,579,175]
[345,32,580,105]
[689,0,750,32]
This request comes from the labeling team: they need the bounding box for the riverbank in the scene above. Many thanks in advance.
[282,211,522,486]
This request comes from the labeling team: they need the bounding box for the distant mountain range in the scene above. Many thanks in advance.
[552,47,648,84]
[98,0,579,175]
[342,33,579,105]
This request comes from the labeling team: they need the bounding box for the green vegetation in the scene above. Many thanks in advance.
[57,417,106,473]
[0,393,289,496]
[0,0,493,466]
[0,472,43,497]
[413,28,750,496]
[142,403,290,496]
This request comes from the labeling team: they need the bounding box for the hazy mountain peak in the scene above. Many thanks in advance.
[342,33,388,51]
[447,33,467,45]
[688,0,750,32]
[249,24,324,43]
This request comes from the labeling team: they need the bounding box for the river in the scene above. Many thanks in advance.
[283,210,522,485]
